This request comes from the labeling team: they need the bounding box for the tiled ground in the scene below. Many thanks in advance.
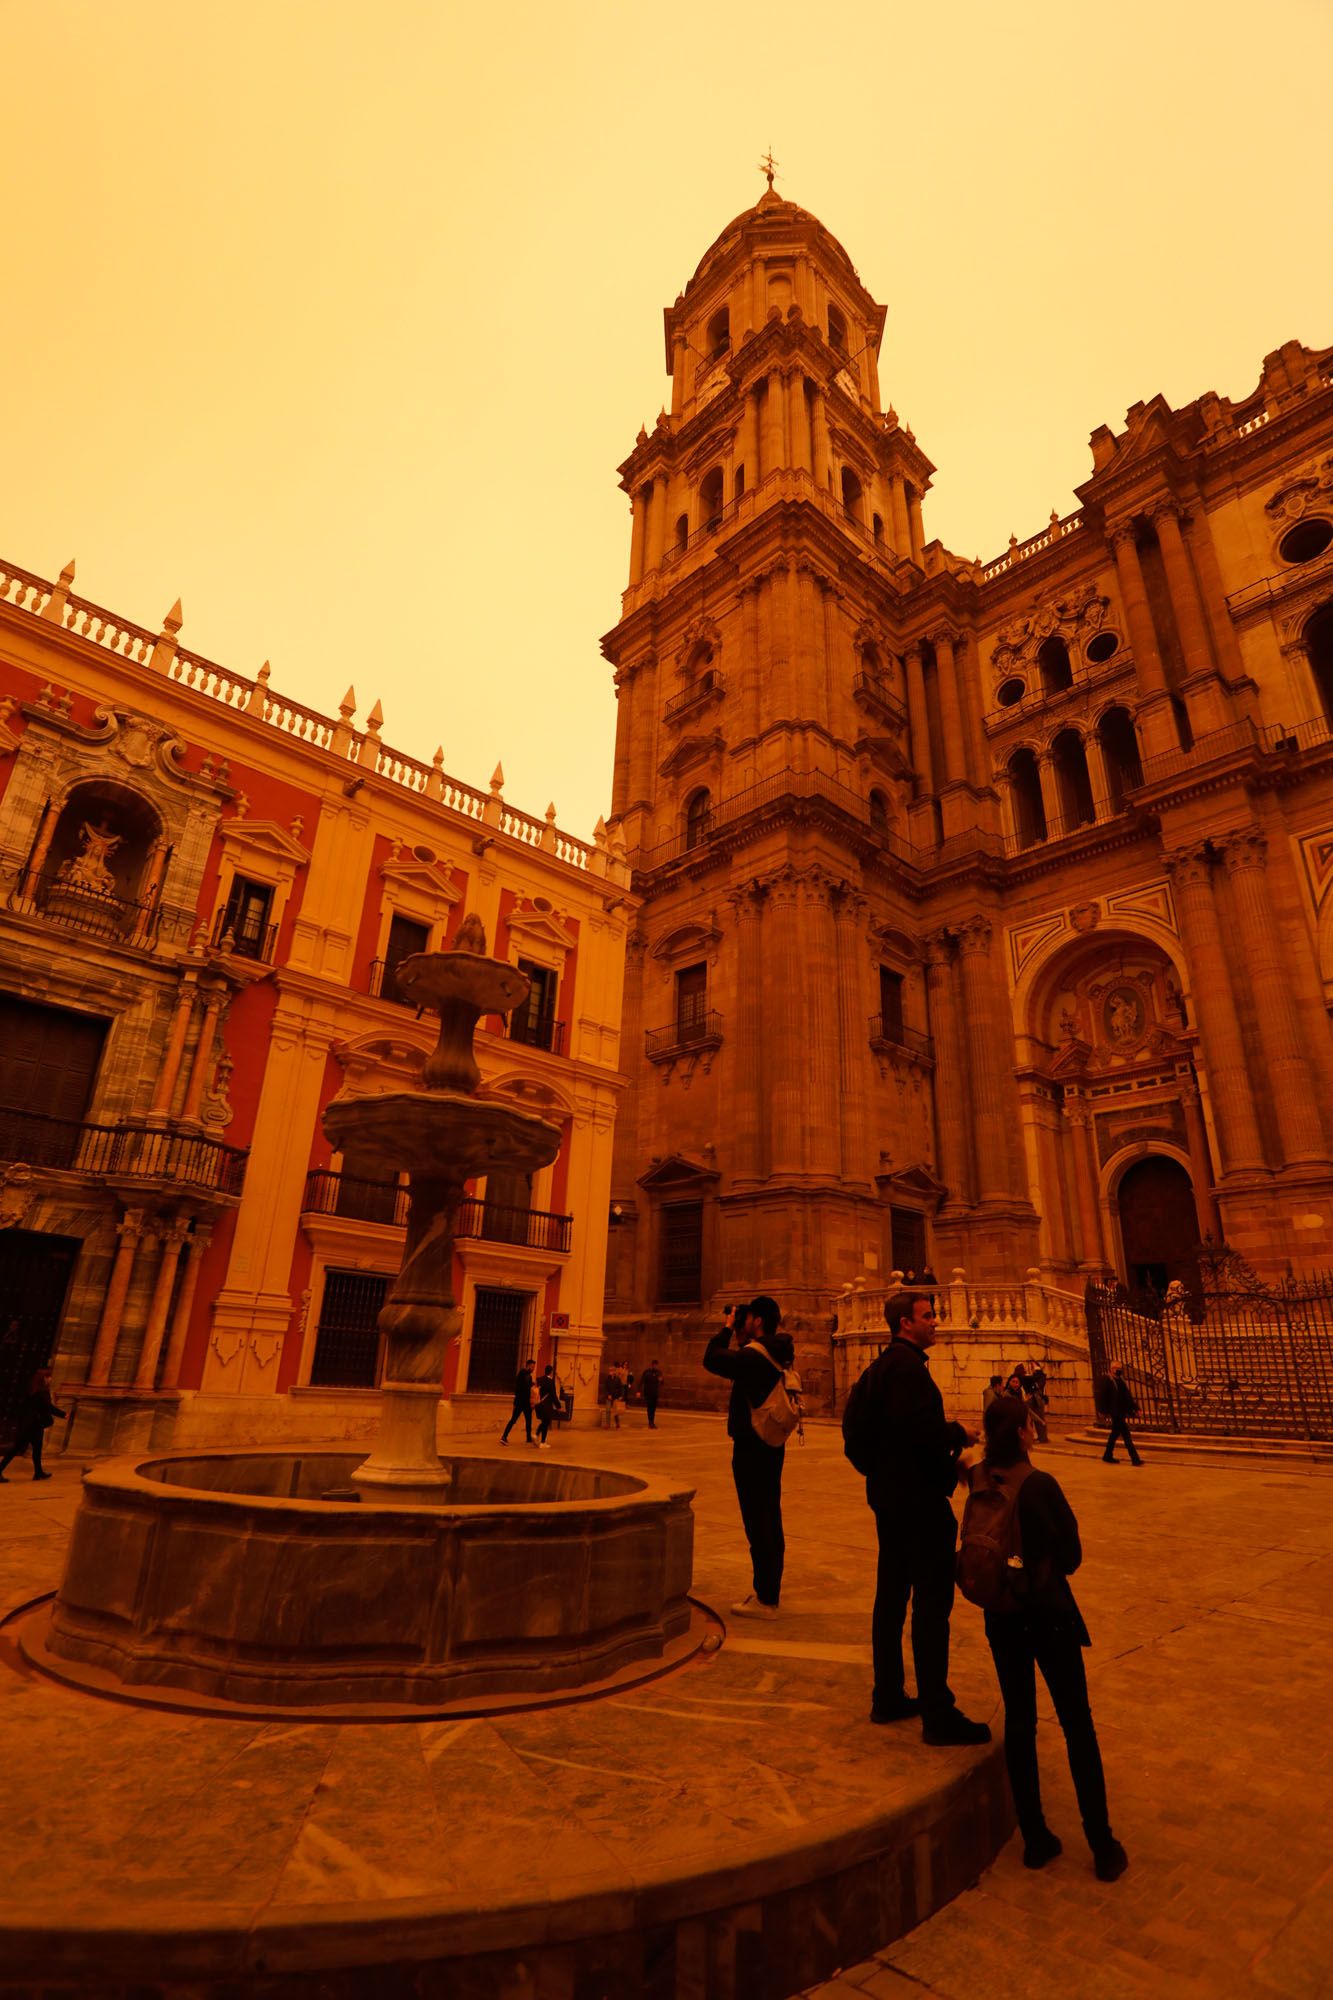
[1,1414,1330,1997]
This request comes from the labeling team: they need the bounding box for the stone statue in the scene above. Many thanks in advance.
[60,820,121,894]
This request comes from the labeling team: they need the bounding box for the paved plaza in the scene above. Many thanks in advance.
[0,1411,1330,1997]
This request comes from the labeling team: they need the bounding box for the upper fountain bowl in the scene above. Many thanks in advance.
[395,950,529,1020]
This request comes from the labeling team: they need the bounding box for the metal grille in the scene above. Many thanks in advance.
[309,1269,389,1388]
[1086,1260,1333,1441]
[467,1287,531,1394]
[0,1231,79,1444]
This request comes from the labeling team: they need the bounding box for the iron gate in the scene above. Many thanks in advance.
[467,1287,530,1394]
[1086,1262,1333,1441]
[0,1231,81,1444]
[308,1269,389,1388]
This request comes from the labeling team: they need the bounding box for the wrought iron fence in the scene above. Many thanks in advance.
[0,1106,249,1195]
[1085,1256,1333,1441]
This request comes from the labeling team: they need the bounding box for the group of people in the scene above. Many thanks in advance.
[499,1360,564,1447]
[706,1289,1128,1885]
[599,1360,663,1429]
[983,1365,1049,1443]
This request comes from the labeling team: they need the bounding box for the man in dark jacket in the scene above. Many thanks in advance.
[860,1291,991,1745]
[641,1360,662,1428]
[1099,1363,1143,1465]
[500,1359,536,1444]
[704,1296,792,1619]
[0,1367,65,1481]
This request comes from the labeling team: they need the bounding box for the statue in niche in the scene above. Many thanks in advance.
[1105,986,1145,1046]
[58,819,121,895]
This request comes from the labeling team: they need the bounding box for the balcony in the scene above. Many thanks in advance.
[7,865,162,950]
[664,669,726,723]
[367,958,420,1007]
[211,904,277,963]
[0,1106,248,1195]
[851,672,907,730]
[868,1018,935,1064]
[646,1010,724,1063]
[302,1169,572,1252]
[508,1012,566,1056]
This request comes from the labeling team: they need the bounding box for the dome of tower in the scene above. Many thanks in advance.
[686,188,865,299]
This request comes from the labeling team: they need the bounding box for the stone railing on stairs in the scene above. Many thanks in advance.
[831,1267,1095,1422]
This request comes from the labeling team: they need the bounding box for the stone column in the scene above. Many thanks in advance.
[802,874,841,1181]
[1184,511,1248,679]
[160,1223,212,1389]
[645,478,665,573]
[1110,525,1168,697]
[1151,501,1216,677]
[20,798,58,895]
[134,1215,191,1390]
[810,388,830,488]
[890,477,911,557]
[87,1208,148,1386]
[628,661,656,811]
[738,386,760,490]
[1180,1078,1223,1241]
[1063,1093,1107,1269]
[834,889,870,1184]
[1218,829,1329,1164]
[932,629,968,787]
[956,918,1012,1204]
[766,870,805,1176]
[610,671,633,818]
[788,373,811,472]
[955,631,990,792]
[908,489,925,561]
[180,991,225,1123]
[1084,730,1115,818]
[1036,753,1062,837]
[628,487,647,586]
[150,979,198,1119]
[923,933,971,1211]
[1163,846,1266,1173]
[728,884,766,1184]
[903,645,935,794]
[763,369,785,476]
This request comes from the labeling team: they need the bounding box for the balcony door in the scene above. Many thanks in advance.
[0,997,108,1168]
[466,1287,531,1393]
[511,959,557,1050]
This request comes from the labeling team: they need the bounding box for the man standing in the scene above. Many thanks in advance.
[704,1297,794,1620]
[1099,1363,1143,1465]
[534,1364,560,1448]
[641,1359,662,1429]
[500,1357,536,1445]
[858,1291,991,1746]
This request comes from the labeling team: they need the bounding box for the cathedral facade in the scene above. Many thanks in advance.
[602,189,1333,1389]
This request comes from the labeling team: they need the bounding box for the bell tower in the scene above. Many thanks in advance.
[603,186,1032,1394]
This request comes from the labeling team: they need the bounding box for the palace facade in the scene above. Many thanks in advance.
[0,566,632,1450]
[603,187,1333,1401]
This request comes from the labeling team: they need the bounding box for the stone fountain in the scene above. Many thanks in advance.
[27,921,698,1711]
[322,913,560,1501]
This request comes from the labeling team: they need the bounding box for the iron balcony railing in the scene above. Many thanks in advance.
[851,671,907,727]
[302,1169,572,1252]
[664,669,725,722]
[8,864,163,949]
[0,1106,249,1194]
[645,1010,723,1060]
[210,904,278,962]
[868,1017,935,1063]
[367,957,420,1007]
[508,1012,566,1055]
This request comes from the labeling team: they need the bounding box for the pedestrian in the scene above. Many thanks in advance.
[856,1290,992,1745]
[983,1374,1004,1414]
[703,1296,794,1620]
[500,1357,536,1445]
[1098,1363,1143,1465]
[1004,1367,1028,1401]
[602,1361,628,1428]
[1026,1366,1050,1444]
[973,1395,1129,1881]
[0,1367,65,1482]
[533,1365,559,1448]
[641,1359,662,1429]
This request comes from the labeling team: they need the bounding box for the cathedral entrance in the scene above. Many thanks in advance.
[0,1230,80,1445]
[1116,1156,1200,1294]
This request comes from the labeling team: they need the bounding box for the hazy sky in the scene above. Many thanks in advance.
[2,1,1329,838]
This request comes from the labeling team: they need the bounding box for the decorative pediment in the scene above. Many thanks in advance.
[481,1071,574,1119]
[637,1152,720,1191]
[218,814,311,874]
[874,1163,946,1207]
[676,615,722,672]
[1110,394,1176,466]
[1264,455,1333,527]
[650,917,722,971]
[380,847,462,914]
[659,729,724,780]
[507,899,577,960]
[330,1032,429,1097]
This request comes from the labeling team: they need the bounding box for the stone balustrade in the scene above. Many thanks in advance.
[831,1266,1095,1421]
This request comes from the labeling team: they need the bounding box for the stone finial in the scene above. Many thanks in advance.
[340,685,356,718]
[366,698,384,731]
[541,801,558,852]
[246,660,271,716]
[490,762,505,797]
[545,802,557,825]
[1050,509,1060,528]
[150,598,183,673]
[593,816,607,847]
[39,558,75,624]
[428,746,445,800]
[330,686,357,758]
[637,425,648,446]
[1008,532,1019,551]
[357,697,384,769]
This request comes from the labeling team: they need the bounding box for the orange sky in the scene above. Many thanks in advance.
[2,0,1329,838]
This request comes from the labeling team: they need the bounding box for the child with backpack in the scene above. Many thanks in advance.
[958,1396,1128,1882]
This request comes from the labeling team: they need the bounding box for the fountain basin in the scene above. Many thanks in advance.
[39,1450,696,1713]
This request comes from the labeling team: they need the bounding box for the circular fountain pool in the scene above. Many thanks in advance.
[30,1449,698,1715]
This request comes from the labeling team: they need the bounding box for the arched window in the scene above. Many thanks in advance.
[1007,748,1047,849]
[699,466,724,531]
[733,465,746,501]
[675,514,689,553]
[841,467,863,521]
[684,787,712,851]
[827,303,848,354]
[1305,602,1333,726]
[705,306,730,362]
[38,779,164,940]
[872,513,884,543]
[869,788,890,831]
[1050,729,1096,832]
[1097,707,1143,810]
[1037,635,1073,694]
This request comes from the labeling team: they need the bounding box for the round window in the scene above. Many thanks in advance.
[533,896,552,913]
[1279,518,1333,565]
[412,843,436,863]
[1085,631,1119,664]
[996,677,1026,708]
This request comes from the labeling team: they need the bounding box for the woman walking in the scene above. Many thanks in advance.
[0,1367,65,1482]
[973,1395,1128,1881]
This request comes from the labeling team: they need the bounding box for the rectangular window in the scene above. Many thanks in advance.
[309,1269,389,1388]
[878,967,905,1044]
[383,913,430,1003]
[675,964,707,1042]
[511,959,558,1051]
[466,1286,532,1394]
[659,1200,703,1305]
[220,875,274,960]
[890,1207,928,1281]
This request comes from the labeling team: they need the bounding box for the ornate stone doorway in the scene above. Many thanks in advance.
[1116,1155,1200,1293]
[0,1230,80,1444]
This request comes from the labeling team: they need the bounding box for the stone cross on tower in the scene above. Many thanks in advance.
[758,147,779,192]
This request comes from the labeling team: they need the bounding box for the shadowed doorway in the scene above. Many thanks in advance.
[1116,1155,1201,1294]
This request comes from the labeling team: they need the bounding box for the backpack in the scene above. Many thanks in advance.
[743,1342,804,1447]
[956,1461,1036,1613]
[841,1350,888,1476]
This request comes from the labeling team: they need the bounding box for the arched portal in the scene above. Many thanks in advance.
[1115,1155,1200,1294]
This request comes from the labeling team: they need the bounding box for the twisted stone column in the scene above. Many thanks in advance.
[1218,829,1329,1164]
[1163,845,1266,1173]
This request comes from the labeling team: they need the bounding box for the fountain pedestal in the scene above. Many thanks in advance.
[323,930,561,1501]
